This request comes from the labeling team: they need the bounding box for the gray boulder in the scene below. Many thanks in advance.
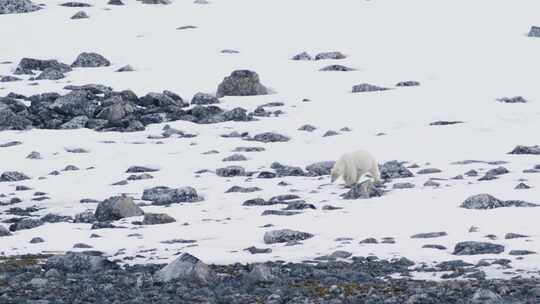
[60,115,89,129]
[471,288,503,304]
[49,91,98,117]
[246,264,276,283]
[453,241,505,255]
[508,145,540,155]
[96,97,137,121]
[45,252,117,273]
[71,10,89,19]
[411,232,447,239]
[528,26,540,37]
[461,194,538,209]
[0,225,11,236]
[14,58,71,75]
[291,51,312,60]
[0,0,41,14]
[249,132,290,143]
[496,96,527,103]
[0,171,30,182]
[380,160,414,179]
[216,166,245,177]
[216,70,268,98]
[0,103,32,130]
[71,52,110,68]
[74,210,96,223]
[94,195,144,222]
[35,68,65,80]
[191,92,219,105]
[263,229,314,244]
[314,51,346,60]
[154,253,213,283]
[9,218,44,231]
[142,186,202,205]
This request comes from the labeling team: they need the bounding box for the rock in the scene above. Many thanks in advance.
[359,238,378,244]
[471,289,503,304]
[263,229,314,244]
[319,64,354,71]
[0,102,32,130]
[262,210,300,216]
[453,241,505,255]
[429,121,463,126]
[249,132,289,143]
[41,213,73,223]
[30,237,44,243]
[140,0,170,4]
[107,0,124,5]
[154,253,213,284]
[247,264,276,283]
[257,171,277,179]
[465,169,478,177]
[243,198,273,206]
[216,166,245,177]
[96,98,137,121]
[71,10,89,19]
[460,194,539,209]
[9,218,44,231]
[0,225,11,236]
[528,26,540,37]
[60,1,91,6]
[422,244,447,250]
[305,161,335,176]
[508,145,540,155]
[94,195,144,222]
[225,186,261,193]
[411,232,447,239]
[191,92,219,105]
[416,168,442,174]
[126,166,159,173]
[216,70,268,98]
[49,91,98,117]
[0,0,41,14]
[323,130,339,137]
[45,252,117,273]
[0,171,30,182]
[222,154,247,162]
[505,233,529,239]
[139,91,186,108]
[380,160,414,179]
[142,186,202,205]
[0,75,22,82]
[60,115,89,129]
[314,51,346,60]
[271,162,305,177]
[396,81,420,87]
[142,213,176,225]
[26,151,42,159]
[423,180,440,187]
[34,68,65,80]
[291,51,312,60]
[115,65,134,72]
[509,250,536,256]
[298,124,317,132]
[15,58,71,75]
[71,52,111,68]
[341,181,383,199]
[74,210,96,223]
[73,243,92,249]
[127,173,153,181]
[352,83,390,93]
[244,246,272,254]
[497,96,527,103]
[283,201,316,210]
[233,146,265,152]
[393,182,415,189]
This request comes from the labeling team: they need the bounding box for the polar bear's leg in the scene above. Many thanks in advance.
[369,164,381,182]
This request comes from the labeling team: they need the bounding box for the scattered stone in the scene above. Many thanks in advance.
[422,244,447,250]
[416,168,442,174]
[142,186,202,205]
[508,145,540,155]
[0,225,11,236]
[298,124,316,132]
[9,218,44,231]
[380,160,414,179]
[461,194,539,209]
[248,132,290,143]
[509,250,536,256]
[314,51,346,60]
[505,233,529,239]
[0,171,30,182]
[0,0,41,14]
[142,213,176,225]
[73,243,93,249]
[319,64,354,71]
[244,246,272,254]
[411,232,447,239]
[191,92,219,105]
[497,96,528,103]
[116,65,134,72]
[45,252,117,273]
[60,1,91,6]
[393,182,415,189]
[291,51,312,60]
[453,241,505,255]
[429,121,464,126]
[323,130,339,137]
[396,81,420,87]
[341,181,383,199]
[222,154,247,162]
[225,186,261,193]
[216,165,245,177]
[263,229,314,244]
[352,83,390,93]
[359,238,378,244]
[126,166,159,173]
[30,237,44,243]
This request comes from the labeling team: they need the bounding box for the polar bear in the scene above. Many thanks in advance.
[331,150,381,186]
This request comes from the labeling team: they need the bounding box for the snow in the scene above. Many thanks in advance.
[2,0,540,279]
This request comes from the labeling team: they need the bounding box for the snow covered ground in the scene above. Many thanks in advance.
[2,0,540,279]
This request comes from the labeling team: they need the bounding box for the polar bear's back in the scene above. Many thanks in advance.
[344,150,378,170]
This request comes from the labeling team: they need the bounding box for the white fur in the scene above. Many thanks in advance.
[331,150,380,186]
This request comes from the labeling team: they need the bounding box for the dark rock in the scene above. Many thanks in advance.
[497,96,528,103]
[323,130,339,137]
[225,186,261,193]
[9,218,44,231]
[352,83,390,93]
[71,10,89,19]
[319,64,354,71]
[341,181,383,199]
[244,246,272,254]
[508,145,540,155]
[453,241,505,255]
[49,90,98,117]
[429,121,464,126]
[34,68,65,80]
[396,81,420,87]
[393,182,415,189]
[461,194,539,209]
[115,65,134,72]
[359,238,378,244]
[45,252,117,273]
[0,0,41,14]
[411,232,447,239]
[505,233,529,239]
[291,51,312,60]
[60,1,91,7]
[298,124,316,132]
[216,166,245,177]
[71,52,110,68]
[422,244,447,250]
[126,166,159,173]
[0,171,30,182]
[249,132,289,143]
[0,75,22,82]
[528,26,540,37]
[222,154,247,162]
[30,237,44,243]
[261,210,300,216]
[191,92,219,105]
[216,70,268,98]
[257,171,276,179]
[508,250,536,256]
[380,160,414,179]
[417,168,442,174]
[74,210,96,223]
[471,288,503,304]
[305,161,335,176]
[0,225,11,236]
